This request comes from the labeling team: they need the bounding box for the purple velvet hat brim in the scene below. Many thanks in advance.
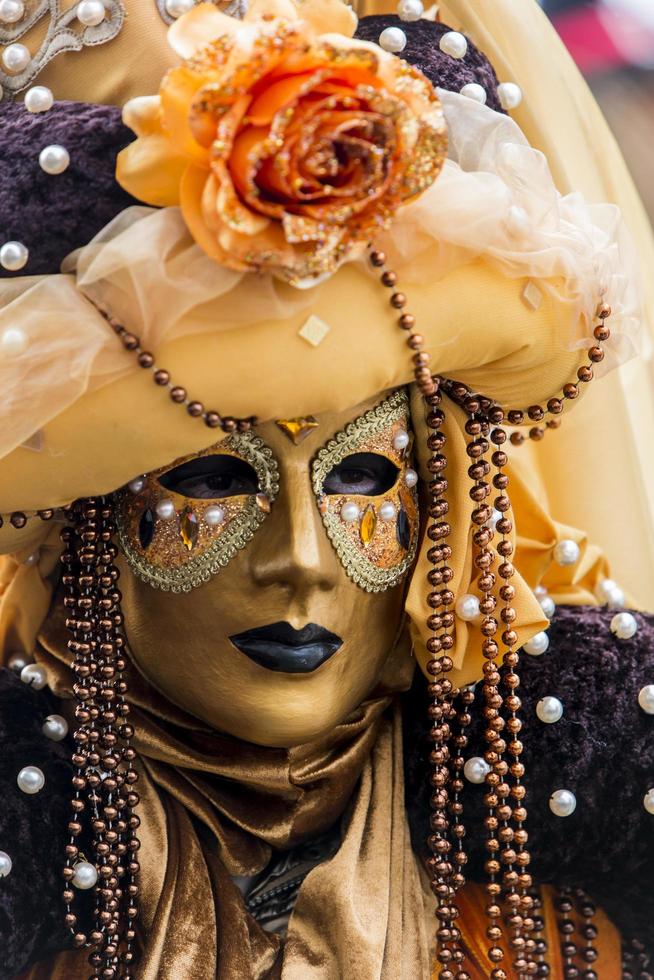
[0,101,139,278]
[354,15,505,114]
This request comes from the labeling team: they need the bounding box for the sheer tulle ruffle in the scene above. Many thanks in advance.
[378,90,641,364]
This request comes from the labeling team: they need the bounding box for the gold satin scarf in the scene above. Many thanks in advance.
[21,612,430,980]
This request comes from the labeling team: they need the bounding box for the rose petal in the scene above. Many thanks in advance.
[228,125,269,195]
[116,135,187,207]
[122,96,164,138]
[247,0,300,22]
[297,0,358,39]
[168,3,240,60]
[180,164,236,266]
[161,66,214,166]
[215,173,270,236]
[248,72,317,126]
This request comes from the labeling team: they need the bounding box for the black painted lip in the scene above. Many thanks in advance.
[229,622,343,674]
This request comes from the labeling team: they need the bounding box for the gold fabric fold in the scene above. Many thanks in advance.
[20,614,429,980]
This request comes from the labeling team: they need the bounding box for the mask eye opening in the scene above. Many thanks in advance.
[159,454,260,499]
[322,451,400,497]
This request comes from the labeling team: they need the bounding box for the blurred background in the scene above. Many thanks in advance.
[541,0,654,219]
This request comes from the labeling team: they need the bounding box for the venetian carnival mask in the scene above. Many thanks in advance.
[116,389,418,593]
[117,391,418,747]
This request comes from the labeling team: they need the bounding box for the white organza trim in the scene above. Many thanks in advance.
[0,89,642,460]
[375,89,641,365]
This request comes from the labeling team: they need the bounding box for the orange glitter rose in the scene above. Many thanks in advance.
[117,0,447,284]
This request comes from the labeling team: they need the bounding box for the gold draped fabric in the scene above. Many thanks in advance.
[13,607,621,980]
[20,609,431,980]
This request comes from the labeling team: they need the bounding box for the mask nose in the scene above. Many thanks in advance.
[248,461,340,596]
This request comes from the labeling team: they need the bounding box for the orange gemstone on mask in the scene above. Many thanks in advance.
[360,505,377,547]
[256,493,272,514]
[180,507,199,551]
[275,417,319,445]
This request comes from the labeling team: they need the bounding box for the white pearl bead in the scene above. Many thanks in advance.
[2,42,30,73]
[594,577,618,602]
[606,587,625,611]
[205,504,226,526]
[20,663,48,691]
[460,83,487,104]
[155,498,176,520]
[17,765,45,795]
[539,596,556,620]
[379,26,407,53]
[553,539,580,567]
[8,652,32,675]
[0,241,29,272]
[39,144,70,175]
[549,789,577,817]
[498,81,523,110]
[72,861,98,890]
[464,757,490,785]
[456,594,480,623]
[341,502,361,524]
[165,0,194,17]
[0,852,12,878]
[523,631,550,657]
[22,551,40,567]
[611,612,638,641]
[397,0,423,21]
[76,0,105,26]
[638,685,654,715]
[380,501,397,522]
[644,789,654,815]
[0,0,24,24]
[440,30,468,59]
[24,85,54,113]
[128,477,146,495]
[404,469,419,488]
[0,326,28,357]
[42,714,69,741]
[534,585,548,599]
[536,696,564,724]
[392,430,410,452]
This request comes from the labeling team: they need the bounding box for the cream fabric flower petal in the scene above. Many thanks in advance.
[297,0,358,37]
[122,95,165,138]
[116,135,187,208]
[168,3,241,60]
[247,0,299,22]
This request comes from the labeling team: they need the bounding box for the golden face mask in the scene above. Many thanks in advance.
[116,432,279,592]
[311,389,419,593]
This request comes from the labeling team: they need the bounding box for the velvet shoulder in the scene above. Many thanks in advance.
[0,668,73,979]
[403,605,654,949]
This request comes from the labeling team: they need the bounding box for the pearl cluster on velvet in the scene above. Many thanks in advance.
[375,3,524,111]
[0,52,62,283]
[0,655,71,881]
[463,592,652,824]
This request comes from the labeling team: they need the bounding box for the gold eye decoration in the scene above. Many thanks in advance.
[116,432,279,592]
[311,389,419,593]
